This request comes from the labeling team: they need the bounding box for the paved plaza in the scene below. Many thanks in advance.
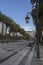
[0,41,43,65]
[31,46,43,65]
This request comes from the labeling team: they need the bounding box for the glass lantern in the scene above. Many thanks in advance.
[25,14,30,23]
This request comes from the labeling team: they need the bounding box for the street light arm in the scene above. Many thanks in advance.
[27,12,32,15]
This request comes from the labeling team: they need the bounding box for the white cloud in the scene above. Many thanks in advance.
[22,26,35,31]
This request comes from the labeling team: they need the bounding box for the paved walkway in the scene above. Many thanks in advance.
[0,45,43,65]
[31,46,43,65]
[0,47,30,65]
[37,46,43,65]
[0,49,18,63]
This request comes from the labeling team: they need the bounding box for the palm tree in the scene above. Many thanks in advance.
[0,12,30,42]
[30,0,43,59]
[30,0,36,5]
[31,0,43,44]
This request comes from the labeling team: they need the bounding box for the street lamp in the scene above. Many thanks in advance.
[35,0,40,59]
[25,14,30,23]
[25,0,40,59]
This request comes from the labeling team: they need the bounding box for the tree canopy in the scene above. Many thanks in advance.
[0,12,30,40]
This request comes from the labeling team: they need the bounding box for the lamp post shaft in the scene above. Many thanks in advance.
[36,0,40,59]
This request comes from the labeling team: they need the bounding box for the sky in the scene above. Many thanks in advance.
[0,0,35,31]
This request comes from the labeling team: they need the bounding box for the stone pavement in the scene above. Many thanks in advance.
[0,44,43,65]
[0,47,31,65]
[31,46,43,65]
[37,46,43,65]
[0,49,18,63]
[25,47,35,65]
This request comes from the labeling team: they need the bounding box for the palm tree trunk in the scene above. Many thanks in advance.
[2,22,4,43]
[36,24,40,59]
[16,32,17,42]
[9,29,10,42]
[5,24,7,42]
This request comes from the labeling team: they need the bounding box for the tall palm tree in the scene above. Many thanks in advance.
[30,0,43,58]
[0,12,30,42]
[31,0,43,44]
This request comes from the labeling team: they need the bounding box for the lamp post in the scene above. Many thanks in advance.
[25,0,40,59]
[35,0,40,59]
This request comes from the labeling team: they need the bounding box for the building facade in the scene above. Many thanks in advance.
[26,30,36,38]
